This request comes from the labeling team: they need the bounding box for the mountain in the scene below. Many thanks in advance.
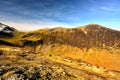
[0,23,17,37]
[0,23,120,80]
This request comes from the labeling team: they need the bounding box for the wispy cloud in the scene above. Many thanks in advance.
[0,0,120,31]
[89,0,120,12]
[87,0,97,3]
[0,0,83,23]
[100,6,120,11]
[0,19,72,31]
[0,0,74,31]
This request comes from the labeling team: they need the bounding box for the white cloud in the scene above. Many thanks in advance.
[100,6,120,11]
[0,20,72,32]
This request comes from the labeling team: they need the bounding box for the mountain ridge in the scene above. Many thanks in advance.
[0,23,120,48]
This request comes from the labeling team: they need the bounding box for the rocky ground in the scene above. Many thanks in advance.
[0,45,120,80]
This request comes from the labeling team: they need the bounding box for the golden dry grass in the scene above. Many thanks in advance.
[46,44,120,72]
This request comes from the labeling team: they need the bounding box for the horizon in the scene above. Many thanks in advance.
[0,0,120,31]
[1,22,120,32]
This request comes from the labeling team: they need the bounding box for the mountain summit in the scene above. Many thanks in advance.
[0,23,17,37]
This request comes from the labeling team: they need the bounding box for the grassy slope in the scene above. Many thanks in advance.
[46,44,120,71]
[0,28,48,46]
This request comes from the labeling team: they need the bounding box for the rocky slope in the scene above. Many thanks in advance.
[0,23,120,80]
[0,23,17,36]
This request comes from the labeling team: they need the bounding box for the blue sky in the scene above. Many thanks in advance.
[0,0,120,31]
